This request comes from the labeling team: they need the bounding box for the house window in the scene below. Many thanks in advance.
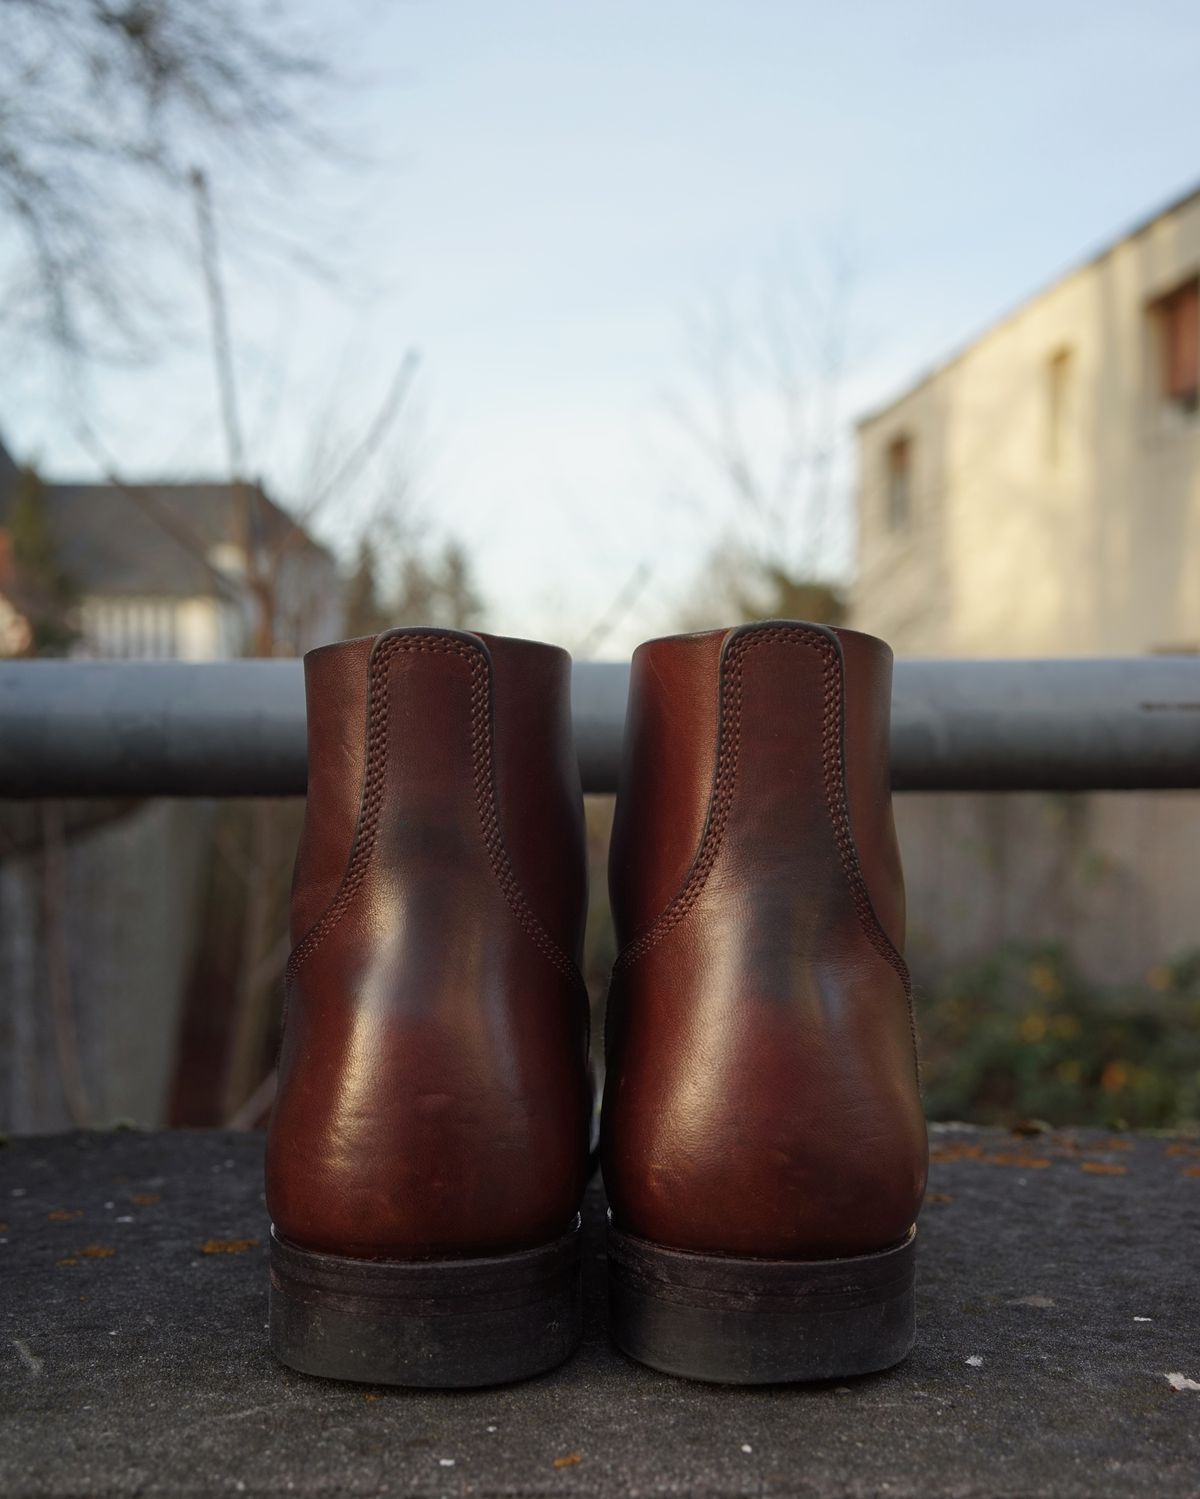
[885,435,912,530]
[1046,347,1072,465]
[1153,277,1199,414]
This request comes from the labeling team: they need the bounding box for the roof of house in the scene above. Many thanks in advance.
[857,177,1200,430]
[0,435,333,599]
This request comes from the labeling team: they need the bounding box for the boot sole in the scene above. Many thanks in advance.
[269,1218,582,1387]
[606,1216,916,1384]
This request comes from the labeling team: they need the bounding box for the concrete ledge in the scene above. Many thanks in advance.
[2,1127,1199,1496]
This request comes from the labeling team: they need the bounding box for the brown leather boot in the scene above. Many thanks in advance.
[602,620,926,1383]
[266,627,592,1387]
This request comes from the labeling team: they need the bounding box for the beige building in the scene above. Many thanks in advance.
[854,184,1200,658]
[851,185,1200,979]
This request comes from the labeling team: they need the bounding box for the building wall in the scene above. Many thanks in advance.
[851,194,1200,981]
[72,554,342,663]
[894,789,1200,983]
[854,194,1200,657]
[75,594,241,660]
[176,596,240,660]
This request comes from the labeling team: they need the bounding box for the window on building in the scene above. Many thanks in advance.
[1152,277,1199,415]
[1046,347,1072,465]
[886,435,912,530]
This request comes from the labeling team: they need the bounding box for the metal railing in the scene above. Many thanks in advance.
[0,656,1198,796]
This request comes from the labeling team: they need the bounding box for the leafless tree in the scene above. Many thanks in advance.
[0,0,334,361]
[665,243,858,624]
[0,1,429,1130]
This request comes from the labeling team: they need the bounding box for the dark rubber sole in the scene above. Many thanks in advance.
[269,1218,582,1387]
[606,1216,916,1384]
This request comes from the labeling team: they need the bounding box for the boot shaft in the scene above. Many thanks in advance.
[292,628,588,961]
[603,620,925,1261]
[268,627,592,1261]
[608,621,906,955]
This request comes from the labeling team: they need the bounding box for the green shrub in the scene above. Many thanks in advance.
[917,944,1200,1129]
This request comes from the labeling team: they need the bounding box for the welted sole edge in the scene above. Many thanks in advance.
[269,1218,582,1388]
[607,1216,916,1384]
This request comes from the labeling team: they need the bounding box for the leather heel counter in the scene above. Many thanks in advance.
[270,628,591,1258]
[604,621,925,1259]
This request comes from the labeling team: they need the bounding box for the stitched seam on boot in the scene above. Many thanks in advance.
[287,633,585,990]
[613,625,914,1026]
[812,633,921,1079]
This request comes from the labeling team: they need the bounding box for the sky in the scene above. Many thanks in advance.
[5,0,1200,653]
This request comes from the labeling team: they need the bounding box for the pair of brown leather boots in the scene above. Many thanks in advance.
[265,620,926,1388]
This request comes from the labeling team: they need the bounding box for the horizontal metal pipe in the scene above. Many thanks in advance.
[891,657,1200,791]
[0,656,1197,798]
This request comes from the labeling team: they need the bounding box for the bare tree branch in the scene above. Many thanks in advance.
[305,352,422,518]
[69,414,241,598]
[573,561,654,659]
[0,0,338,360]
[665,245,859,590]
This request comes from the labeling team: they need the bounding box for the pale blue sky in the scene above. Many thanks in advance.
[5,0,1199,650]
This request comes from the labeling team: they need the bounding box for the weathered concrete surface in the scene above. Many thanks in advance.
[1,1126,1198,1497]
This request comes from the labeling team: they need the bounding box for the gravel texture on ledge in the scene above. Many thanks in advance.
[2,1125,1199,1497]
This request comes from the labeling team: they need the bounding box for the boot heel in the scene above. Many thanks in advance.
[606,1217,916,1384]
[269,1218,582,1387]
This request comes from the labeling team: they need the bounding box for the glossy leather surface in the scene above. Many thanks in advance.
[602,621,926,1260]
[267,627,592,1260]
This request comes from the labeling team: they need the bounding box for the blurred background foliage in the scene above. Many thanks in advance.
[918,942,1200,1129]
